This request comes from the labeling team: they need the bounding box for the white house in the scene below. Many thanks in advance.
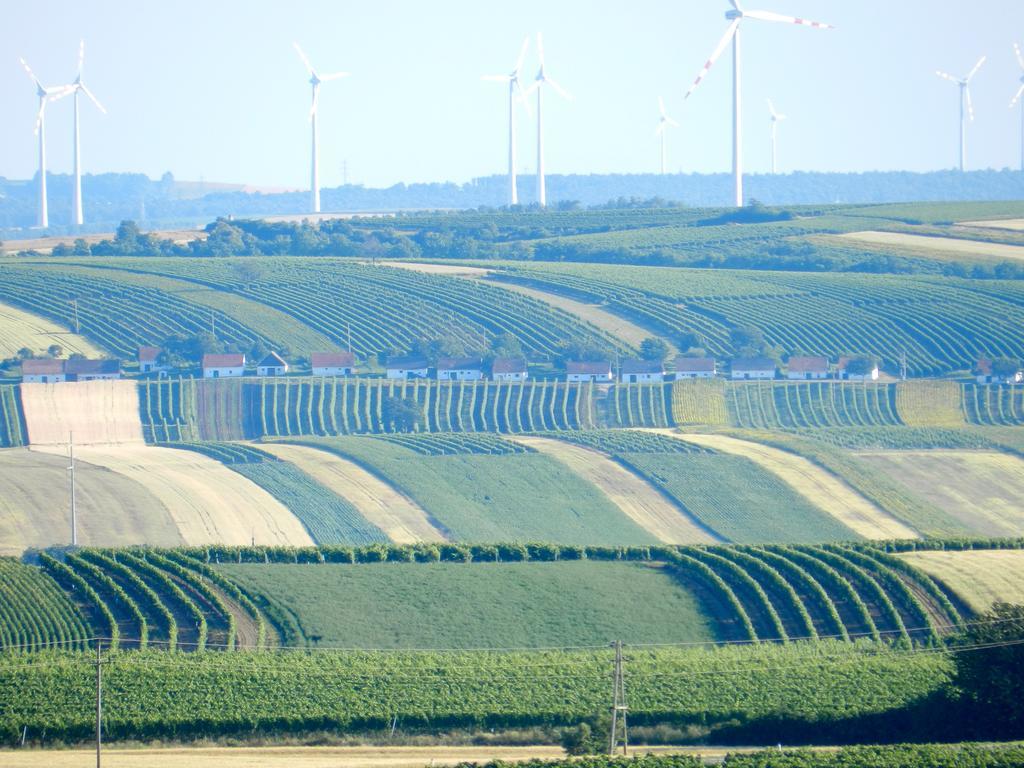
[786,356,830,380]
[137,346,167,374]
[65,359,122,382]
[836,356,879,381]
[566,360,614,383]
[491,356,528,382]
[386,356,430,379]
[257,352,289,377]
[620,358,665,384]
[731,357,776,380]
[21,358,66,384]
[673,357,716,380]
[975,357,1023,385]
[311,351,356,377]
[202,353,246,379]
[437,357,485,382]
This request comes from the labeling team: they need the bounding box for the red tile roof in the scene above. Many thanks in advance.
[202,353,245,368]
[386,356,429,369]
[491,356,527,374]
[66,359,121,375]
[976,358,993,376]
[674,357,716,373]
[22,359,65,375]
[732,356,776,372]
[311,351,355,368]
[138,346,161,362]
[437,356,484,371]
[258,352,288,368]
[621,358,664,375]
[567,360,612,375]
[787,356,829,374]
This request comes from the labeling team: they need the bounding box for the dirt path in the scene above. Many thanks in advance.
[509,435,718,544]
[21,380,145,445]
[258,443,447,543]
[32,444,313,547]
[650,431,918,541]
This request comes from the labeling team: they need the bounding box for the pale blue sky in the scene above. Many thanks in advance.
[3,1,1024,189]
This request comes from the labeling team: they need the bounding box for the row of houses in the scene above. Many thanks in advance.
[563,356,882,383]
[22,358,122,383]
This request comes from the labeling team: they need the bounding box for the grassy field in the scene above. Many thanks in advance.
[0,449,182,555]
[667,433,918,540]
[286,438,657,545]
[219,560,715,648]
[854,450,1024,537]
[838,229,1024,263]
[899,550,1024,612]
[0,302,104,359]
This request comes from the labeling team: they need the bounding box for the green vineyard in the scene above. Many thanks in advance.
[724,382,902,429]
[0,558,90,652]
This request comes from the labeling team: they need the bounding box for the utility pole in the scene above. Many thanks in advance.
[95,639,103,768]
[70,299,80,333]
[608,640,628,755]
[900,350,908,381]
[68,431,77,547]
[210,309,216,337]
[347,322,352,353]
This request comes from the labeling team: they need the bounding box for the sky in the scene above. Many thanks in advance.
[3,1,1024,190]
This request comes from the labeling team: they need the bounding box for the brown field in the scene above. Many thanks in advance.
[959,218,1024,231]
[0,228,206,256]
[20,380,145,445]
[0,302,104,359]
[854,450,1024,537]
[900,550,1024,612]
[380,260,492,276]
[656,431,919,540]
[836,230,1024,263]
[0,448,182,555]
[32,444,313,547]
[510,435,718,544]
[258,442,446,543]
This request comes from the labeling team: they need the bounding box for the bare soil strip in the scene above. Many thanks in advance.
[0,448,181,555]
[0,301,104,358]
[32,444,313,547]
[258,443,447,543]
[652,431,918,541]
[958,218,1024,230]
[379,260,492,276]
[21,380,145,446]
[900,550,1024,613]
[838,230,1024,262]
[510,435,718,544]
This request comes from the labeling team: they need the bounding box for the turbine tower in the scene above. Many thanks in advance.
[684,0,832,207]
[531,33,571,208]
[1009,44,1024,172]
[19,57,72,229]
[936,56,985,172]
[294,42,349,214]
[767,98,786,174]
[655,97,679,175]
[66,40,106,227]
[483,37,531,206]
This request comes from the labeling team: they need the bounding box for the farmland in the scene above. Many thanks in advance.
[0,301,102,359]
[899,549,1024,612]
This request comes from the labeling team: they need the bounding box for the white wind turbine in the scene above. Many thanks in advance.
[531,33,571,208]
[1009,44,1024,172]
[936,55,985,173]
[65,40,107,227]
[767,98,786,174]
[684,0,832,207]
[655,97,679,175]
[294,42,349,214]
[483,37,532,206]
[19,57,73,228]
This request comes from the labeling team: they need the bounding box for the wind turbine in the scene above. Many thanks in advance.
[483,37,531,206]
[767,98,786,174]
[684,0,832,207]
[1009,44,1024,172]
[936,56,985,172]
[65,40,106,227]
[19,57,73,228]
[294,42,349,214]
[655,97,679,175]
[531,33,571,208]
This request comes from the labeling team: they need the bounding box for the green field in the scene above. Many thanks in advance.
[284,437,656,545]
[219,560,714,648]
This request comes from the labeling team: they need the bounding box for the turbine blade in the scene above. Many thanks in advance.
[47,85,75,103]
[536,32,545,68]
[81,83,106,113]
[293,42,315,76]
[666,115,680,127]
[743,10,833,28]
[1016,43,1024,71]
[767,98,777,118]
[967,55,986,81]
[1010,83,1024,108]
[319,71,350,81]
[966,85,975,121]
[19,57,43,90]
[935,70,958,83]
[515,36,529,73]
[684,19,740,99]
[545,76,572,100]
[77,39,85,75]
[658,95,667,117]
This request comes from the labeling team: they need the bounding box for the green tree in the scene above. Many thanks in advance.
[383,396,422,433]
[47,344,63,358]
[640,337,669,361]
[729,326,765,357]
[845,355,877,376]
[954,602,1024,737]
[115,220,141,252]
[992,357,1022,379]
[17,347,33,360]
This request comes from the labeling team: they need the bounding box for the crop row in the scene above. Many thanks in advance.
[550,429,705,454]
[375,433,533,455]
[724,382,902,429]
[961,383,1024,426]
[0,559,90,652]
[0,386,25,448]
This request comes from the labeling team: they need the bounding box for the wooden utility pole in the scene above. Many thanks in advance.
[95,640,103,768]
[70,299,80,333]
[68,432,77,547]
[608,640,628,755]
